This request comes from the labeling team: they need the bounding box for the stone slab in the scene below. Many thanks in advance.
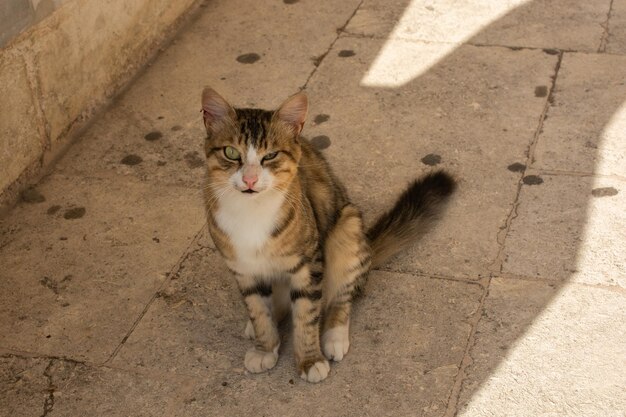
[346,0,609,52]
[305,36,557,278]
[0,174,205,363]
[457,278,626,417]
[54,0,362,188]
[501,172,625,288]
[532,52,626,176]
[111,245,483,415]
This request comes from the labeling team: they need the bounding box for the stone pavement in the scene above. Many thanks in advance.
[1,0,625,415]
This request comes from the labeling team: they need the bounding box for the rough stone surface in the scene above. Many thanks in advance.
[40,360,187,417]
[306,36,556,278]
[457,279,626,416]
[501,172,625,288]
[111,245,243,377]
[0,174,205,363]
[0,355,50,417]
[112,245,483,415]
[532,52,626,176]
[53,107,209,187]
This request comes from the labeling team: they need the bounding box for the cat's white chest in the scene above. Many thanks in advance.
[215,191,284,274]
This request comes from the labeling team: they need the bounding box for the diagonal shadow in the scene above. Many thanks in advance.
[334,0,625,415]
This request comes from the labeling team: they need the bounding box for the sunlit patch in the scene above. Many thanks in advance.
[362,40,456,88]
[361,0,530,87]
[596,99,626,176]
[458,281,625,416]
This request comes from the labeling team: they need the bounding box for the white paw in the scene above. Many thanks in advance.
[322,325,350,362]
[301,360,330,383]
[244,320,255,340]
[244,347,278,373]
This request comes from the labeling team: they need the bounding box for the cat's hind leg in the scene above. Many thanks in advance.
[322,204,371,362]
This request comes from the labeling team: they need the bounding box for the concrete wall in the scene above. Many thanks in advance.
[0,0,197,208]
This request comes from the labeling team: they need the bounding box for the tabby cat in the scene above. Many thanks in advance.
[201,87,456,383]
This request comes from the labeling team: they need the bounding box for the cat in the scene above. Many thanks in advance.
[201,87,456,383]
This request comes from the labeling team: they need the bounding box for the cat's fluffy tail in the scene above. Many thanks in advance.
[366,170,457,269]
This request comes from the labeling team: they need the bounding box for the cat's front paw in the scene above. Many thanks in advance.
[322,325,350,362]
[299,359,330,383]
[244,348,278,373]
[244,320,255,340]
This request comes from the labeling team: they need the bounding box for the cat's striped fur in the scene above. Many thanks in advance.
[201,87,456,383]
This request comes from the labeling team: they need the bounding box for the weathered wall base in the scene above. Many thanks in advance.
[0,0,199,212]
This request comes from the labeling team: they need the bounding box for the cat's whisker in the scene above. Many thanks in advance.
[273,186,308,219]
[203,181,228,191]
[204,183,231,214]
[203,179,230,191]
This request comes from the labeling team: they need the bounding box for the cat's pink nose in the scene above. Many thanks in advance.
[243,174,258,189]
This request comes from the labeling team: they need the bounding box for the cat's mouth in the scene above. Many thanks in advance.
[241,189,258,194]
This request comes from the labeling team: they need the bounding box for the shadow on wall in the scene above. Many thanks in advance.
[0,0,66,47]
[344,0,624,414]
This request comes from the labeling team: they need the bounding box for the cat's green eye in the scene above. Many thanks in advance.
[223,146,241,160]
[262,152,278,161]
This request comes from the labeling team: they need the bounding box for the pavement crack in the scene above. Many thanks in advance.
[376,266,487,286]
[469,42,578,54]
[536,170,626,181]
[443,277,491,417]
[490,198,520,272]
[341,30,380,40]
[489,51,563,274]
[41,360,55,417]
[0,351,86,366]
[598,0,614,53]
[103,224,207,365]
[528,51,563,165]
[302,0,364,89]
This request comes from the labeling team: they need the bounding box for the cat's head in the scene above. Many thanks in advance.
[201,87,307,198]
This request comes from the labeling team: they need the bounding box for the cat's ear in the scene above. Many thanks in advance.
[275,92,308,137]
[201,87,235,132]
